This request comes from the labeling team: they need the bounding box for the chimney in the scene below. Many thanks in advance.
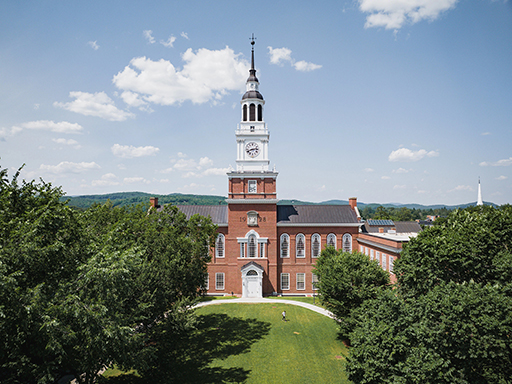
[150,197,158,208]
[379,227,384,233]
[349,197,357,210]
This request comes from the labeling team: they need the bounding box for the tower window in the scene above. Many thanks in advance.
[243,104,247,121]
[215,234,225,258]
[342,233,352,252]
[248,235,257,258]
[311,234,321,258]
[258,105,263,121]
[327,233,337,249]
[280,234,290,258]
[296,234,305,258]
[249,103,256,121]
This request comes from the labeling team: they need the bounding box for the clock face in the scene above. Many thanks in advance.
[245,142,260,158]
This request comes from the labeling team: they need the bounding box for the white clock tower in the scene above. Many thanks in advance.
[227,38,278,200]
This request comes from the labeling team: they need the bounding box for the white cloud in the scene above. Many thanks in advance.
[481,132,491,136]
[143,30,155,44]
[0,126,23,140]
[293,60,323,72]
[92,173,119,187]
[449,185,473,192]
[112,47,249,106]
[393,184,406,189]
[268,46,322,72]
[364,168,375,172]
[496,175,508,180]
[87,40,99,50]
[52,138,81,148]
[160,35,176,48]
[40,161,100,174]
[181,32,189,40]
[358,0,458,30]
[393,167,410,173]
[480,157,512,167]
[168,154,228,177]
[202,167,230,176]
[388,147,439,162]
[1,120,83,140]
[54,92,135,121]
[199,156,213,167]
[124,177,150,184]
[111,144,160,158]
[381,176,391,180]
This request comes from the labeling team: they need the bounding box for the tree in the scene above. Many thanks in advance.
[396,205,512,297]
[346,206,512,384]
[314,248,390,339]
[347,282,512,384]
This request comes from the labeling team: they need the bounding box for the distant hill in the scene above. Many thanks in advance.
[62,191,495,210]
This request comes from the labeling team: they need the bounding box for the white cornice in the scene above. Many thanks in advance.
[227,199,279,204]
[277,223,363,227]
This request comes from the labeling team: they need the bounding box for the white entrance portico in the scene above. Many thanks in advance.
[241,261,264,298]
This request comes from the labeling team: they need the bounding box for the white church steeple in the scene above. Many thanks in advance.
[477,177,483,206]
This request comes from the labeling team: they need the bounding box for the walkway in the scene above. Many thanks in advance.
[195,297,335,319]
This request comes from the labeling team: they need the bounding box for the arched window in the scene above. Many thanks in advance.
[327,233,337,249]
[215,234,225,258]
[280,234,290,258]
[296,234,305,258]
[247,270,258,276]
[342,233,352,252]
[249,103,256,121]
[243,104,247,121]
[248,235,257,258]
[311,234,321,258]
[257,104,263,121]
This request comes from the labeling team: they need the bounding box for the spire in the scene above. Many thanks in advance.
[477,177,483,206]
[247,34,258,83]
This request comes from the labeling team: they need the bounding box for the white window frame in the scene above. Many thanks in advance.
[215,234,225,258]
[327,233,337,249]
[204,274,209,290]
[296,273,305,290]
[215,273,225,290]
[311,233,321,258]
[389,256,394,273]
[296,233,305,258]
[370,249,374,261]
[376,251,381,265]
[248,180,257,194]
[312,273,319,290]
[280,233,290,258]
[248,234,257,258]
[281,273,290,290]
[382,253,387,270]
[342,233,352,252]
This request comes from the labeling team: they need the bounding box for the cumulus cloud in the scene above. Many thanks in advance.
[381,176,391,180]
[358,0,458,30]
[1,120,83,140]
[268,46,322,72]
[0,126,23,140]
[143,30,155,44]
[124,177,150,184]
[364,168,375,172]
[160,35,176,48]
[181,32,189,40]
[111,144,160,158]
[480,157,512,167]
[92,173,119,187]
[393,167,410,173]
[449,185,473,192]
[167,154,228,177]
[40,161,100,174]
[54,92,135,121]
[52,138,81,148]
[388,147,439,162]
[496,175,508,180]
[393,184,406,189]
[87,40,99,50]
[113,47,249,106]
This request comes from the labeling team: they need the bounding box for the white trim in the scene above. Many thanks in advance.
[280,233,290,258]
[296,233,306,258]
[227,199,279,204]
[280,273,290,290]
[277,223,362,227]
[215,273,225,290]
[296,273,305,290]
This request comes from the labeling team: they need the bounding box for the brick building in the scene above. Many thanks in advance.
[150,41,419,296]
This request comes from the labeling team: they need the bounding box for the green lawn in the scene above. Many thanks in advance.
[103,303,350,384]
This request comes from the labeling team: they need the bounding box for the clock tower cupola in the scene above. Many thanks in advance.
[227,36,278,200]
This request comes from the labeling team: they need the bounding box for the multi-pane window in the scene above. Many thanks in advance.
[312,273,319,290]
[281,273,290,290]
[296,273,305,290]
[311,234,321,258]
[240,243,245,258]
[389,256,394,273]
[215,273,225,290]
[342,233,352,252]
[376,251,381,265]
[203,274,209,291]
[248,235,257,258]
[260,242,265,258]
[216,234,225,258]
[296,234,305,258]
[370,249,374,261]
[280,234,290,258]
[327,233,337,249]
[382,253,387,270]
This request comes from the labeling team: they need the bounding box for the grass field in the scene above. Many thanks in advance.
[104,302,350,384]
[194,303,350,384]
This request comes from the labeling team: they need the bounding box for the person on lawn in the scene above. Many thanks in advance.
[282,311,286,321]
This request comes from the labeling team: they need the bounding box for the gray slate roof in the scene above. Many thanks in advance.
[277,205,358,224]
[173,205,228,225]
[362,220,422,234]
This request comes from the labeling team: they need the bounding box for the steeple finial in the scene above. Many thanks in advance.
[477,177,483,206]
[247,33,258,82]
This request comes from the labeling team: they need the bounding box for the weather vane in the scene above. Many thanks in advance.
[250,33,256,45]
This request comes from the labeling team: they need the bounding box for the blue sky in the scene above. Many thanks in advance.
[1,0,511,206]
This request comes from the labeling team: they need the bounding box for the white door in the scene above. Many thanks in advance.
[247,278,259,298]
